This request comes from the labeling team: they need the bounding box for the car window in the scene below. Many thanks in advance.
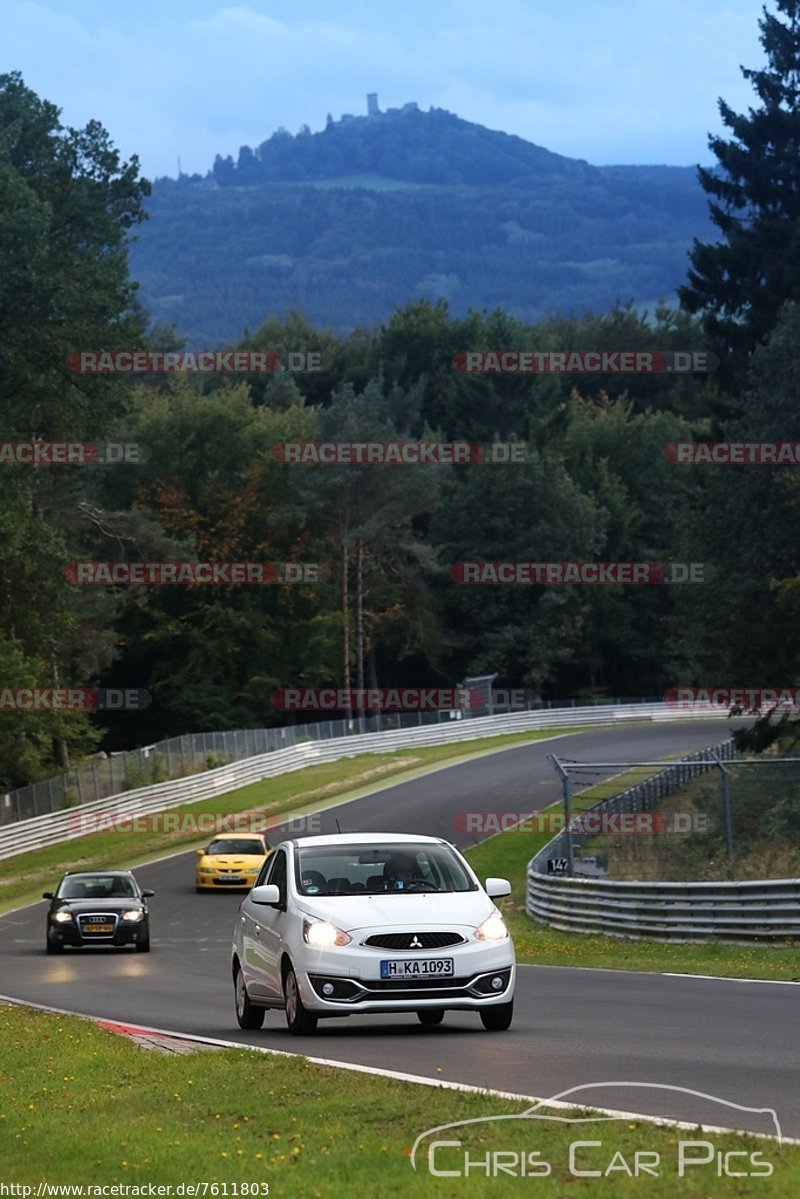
[58,875,136,899]
[206,838,266,855]
[254,856,272,887]
[295,844,477,895]
[265,849,287,902]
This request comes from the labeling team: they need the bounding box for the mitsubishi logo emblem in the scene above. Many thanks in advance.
[410,935,422,948]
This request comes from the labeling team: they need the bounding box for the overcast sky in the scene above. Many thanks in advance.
[2,0,768,179]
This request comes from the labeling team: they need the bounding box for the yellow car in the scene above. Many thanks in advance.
[195,832,271,892]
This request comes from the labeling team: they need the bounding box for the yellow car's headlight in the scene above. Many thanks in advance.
[198,867,216,874]
[474,912,508,941]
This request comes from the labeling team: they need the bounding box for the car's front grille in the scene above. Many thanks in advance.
[78,913,118,936]
[364,975,474,991]
[308,968,513,1004]
[362,931,465,950]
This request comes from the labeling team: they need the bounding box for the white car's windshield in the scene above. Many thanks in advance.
[295,844,477,896]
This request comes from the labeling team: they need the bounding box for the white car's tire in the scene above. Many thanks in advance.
[284,965,318,1035]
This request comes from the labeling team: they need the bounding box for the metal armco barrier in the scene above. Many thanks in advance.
[528,741,800,943]
[0,701,729,861]
[526,874,800,943]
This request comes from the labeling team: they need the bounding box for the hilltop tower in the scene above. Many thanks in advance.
[367,93,380,117]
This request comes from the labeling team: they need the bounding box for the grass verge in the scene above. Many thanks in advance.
[0,728,577,915]
[0,1004,796,1195]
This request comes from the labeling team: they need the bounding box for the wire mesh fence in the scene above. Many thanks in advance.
[543,743,800,882]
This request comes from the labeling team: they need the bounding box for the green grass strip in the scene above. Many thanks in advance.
[0,1004,796,1193]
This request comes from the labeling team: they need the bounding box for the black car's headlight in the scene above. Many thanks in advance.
[52,910,74,924]
[121,909,145,922]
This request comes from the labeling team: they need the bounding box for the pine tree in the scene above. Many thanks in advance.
[679,0,800,363]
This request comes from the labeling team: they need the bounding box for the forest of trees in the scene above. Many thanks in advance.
[2,0,800,789]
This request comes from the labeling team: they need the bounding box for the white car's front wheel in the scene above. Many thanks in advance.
[480,1000,513,1031]
[234,964,265,1030]
[284,965,318,1035]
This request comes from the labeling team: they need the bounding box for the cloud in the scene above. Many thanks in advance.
[0,0,767,176]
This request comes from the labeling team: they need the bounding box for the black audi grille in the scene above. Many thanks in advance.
[363,932,465,950]
[78,913,117,934]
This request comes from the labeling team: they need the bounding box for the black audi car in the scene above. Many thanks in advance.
[43,870,154,953]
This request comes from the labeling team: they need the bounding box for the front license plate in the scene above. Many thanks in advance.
[219,876,244,884]
[85,924,114,934]
[380,957,454,978]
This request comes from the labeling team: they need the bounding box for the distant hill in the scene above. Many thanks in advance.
[127,99,714,343]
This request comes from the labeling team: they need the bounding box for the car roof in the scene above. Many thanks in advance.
[61,869,135,878]
[206,831,268,840]
[287,833,448,849]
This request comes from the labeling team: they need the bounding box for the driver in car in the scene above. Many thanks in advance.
[385,852,417,889]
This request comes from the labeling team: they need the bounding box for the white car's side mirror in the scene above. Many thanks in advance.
[250,884,281,906]
[485,877,511,898]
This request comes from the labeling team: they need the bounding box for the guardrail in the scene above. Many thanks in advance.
[526,874,800,942]
[527,741,800,943]
[0,696,731,824]
[0,701,731,861]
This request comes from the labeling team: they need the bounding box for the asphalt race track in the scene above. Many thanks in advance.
[2,719,798,1138]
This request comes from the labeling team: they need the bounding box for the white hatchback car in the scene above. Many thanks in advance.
[231,832,515,1035]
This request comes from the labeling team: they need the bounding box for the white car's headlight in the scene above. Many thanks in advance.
[474,911,508,941]
[53,910,73,924]
[121,909,144,922]
[302,918,351,947]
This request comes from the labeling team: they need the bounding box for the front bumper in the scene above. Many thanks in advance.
[294,938,515,1014]
[48,921,148,948]
[196,872,259,890]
